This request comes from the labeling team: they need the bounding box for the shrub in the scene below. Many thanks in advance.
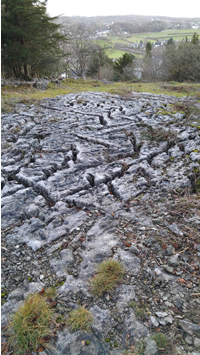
[7,292,54,355]
[90,259,125,297]
[67,306,93,332]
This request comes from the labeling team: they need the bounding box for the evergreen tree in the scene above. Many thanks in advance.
[145,41,153,57]
[167,37,174,46]
[1,0,67,78]
[191,32,199,45]
[113,53,135,74]
[161,38,200,81]
[113,53,135,81]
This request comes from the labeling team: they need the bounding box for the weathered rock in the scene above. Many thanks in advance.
[168,254,180,267]
[179,320,200,337]
[150,316,159,328]
[1,91,200,354]
[144,338,158,355]
[194,338,200,348]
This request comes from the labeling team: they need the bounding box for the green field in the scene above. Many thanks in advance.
[106,49,143,59]
[107,28,200,59]
[126,28,200,42]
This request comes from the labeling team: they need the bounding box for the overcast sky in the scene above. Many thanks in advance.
[46,0,200,18]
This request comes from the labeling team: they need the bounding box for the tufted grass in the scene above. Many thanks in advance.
[67,306,93,332]
[7,292,54,355]
[90,259,125,297]
[152,332,168,350]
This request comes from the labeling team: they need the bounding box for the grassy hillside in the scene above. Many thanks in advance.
[2,79,200,112]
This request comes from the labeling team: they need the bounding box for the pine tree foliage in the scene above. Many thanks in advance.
[161,35,200,81]
[1,0,67,78]
[113,53,135,74]
[191,32,199,45]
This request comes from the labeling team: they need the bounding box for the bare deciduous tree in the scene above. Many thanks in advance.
[64,24,93,78]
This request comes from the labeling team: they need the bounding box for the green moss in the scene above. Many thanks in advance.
[55,281,65,287]
[28,277,32,282]
[105,338,110,343]
[156,108,172,116]
[191,124,200,130]
[85,340,90,345]
[1,291,8,305]
[195,179,200,191]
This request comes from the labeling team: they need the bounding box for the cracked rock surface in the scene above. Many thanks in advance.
[1,91,200,354]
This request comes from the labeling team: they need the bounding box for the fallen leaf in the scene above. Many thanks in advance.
[49,301,57,307]
[179,278,187,284]
[42,336,51,342]
[38,289,45,295]
[36,345,45,352]
[123,241,131,247]
[170,306,181,314]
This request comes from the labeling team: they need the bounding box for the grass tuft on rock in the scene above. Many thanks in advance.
[90,259,125,297]
[7,292,54,355]
[67,306,93,332]
[152,332,168,350]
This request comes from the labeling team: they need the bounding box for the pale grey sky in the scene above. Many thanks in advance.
[46,0,200,18]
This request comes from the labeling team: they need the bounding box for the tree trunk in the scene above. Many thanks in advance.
[23,64,28,77]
